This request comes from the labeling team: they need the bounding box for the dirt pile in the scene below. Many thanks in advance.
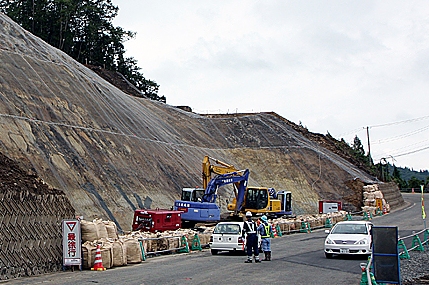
[0,12,401,232]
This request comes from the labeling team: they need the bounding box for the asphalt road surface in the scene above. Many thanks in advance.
[4,193,425,285]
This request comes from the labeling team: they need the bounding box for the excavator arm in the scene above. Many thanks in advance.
[202,156,239,189]
[202,169,250,205]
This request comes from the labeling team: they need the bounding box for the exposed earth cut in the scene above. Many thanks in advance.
[0,12,402,235]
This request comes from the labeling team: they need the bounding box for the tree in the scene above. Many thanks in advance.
[392,165,407,189]
[352,135,365,156]
[0,0,165,102]
[408,176,424,189]
[351,135,372,168]
[376,159,391,182]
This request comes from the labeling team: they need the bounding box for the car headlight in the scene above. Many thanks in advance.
[355,239,367,245]
[325,238,334,245]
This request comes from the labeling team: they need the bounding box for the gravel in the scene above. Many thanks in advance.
[400,250,429,284]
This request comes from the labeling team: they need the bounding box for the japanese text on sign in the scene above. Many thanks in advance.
[62,219,82,266]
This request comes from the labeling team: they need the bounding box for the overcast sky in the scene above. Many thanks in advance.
[112,1,429,171]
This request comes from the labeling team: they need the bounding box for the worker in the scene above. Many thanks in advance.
[257,215,272,261]
[242,211,260,263]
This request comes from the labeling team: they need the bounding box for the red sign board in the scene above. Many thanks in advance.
[62,219,82,266]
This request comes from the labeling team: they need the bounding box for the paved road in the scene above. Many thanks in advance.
[4,193,425,285]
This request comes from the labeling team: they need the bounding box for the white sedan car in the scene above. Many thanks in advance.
[209,221,261,255]
[209,222,245,255]
[324,220,373,258]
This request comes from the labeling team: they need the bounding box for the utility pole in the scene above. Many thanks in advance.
[366,126,371,156]
[366,126,372,165]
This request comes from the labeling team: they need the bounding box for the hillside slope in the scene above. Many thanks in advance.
[0,13,381,231]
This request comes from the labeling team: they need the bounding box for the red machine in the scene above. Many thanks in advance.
[318,200,342,214]
[132,209,182,232]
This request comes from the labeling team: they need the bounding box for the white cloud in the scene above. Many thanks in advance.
[112,0,429,171]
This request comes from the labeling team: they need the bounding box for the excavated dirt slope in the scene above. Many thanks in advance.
[0,13,387,232]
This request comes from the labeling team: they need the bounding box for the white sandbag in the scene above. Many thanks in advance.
[374,190,383,199]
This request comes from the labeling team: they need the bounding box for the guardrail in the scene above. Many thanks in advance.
[398,229,429,259]
[400,188,428,193]
[359,228,429,284]
[138,234,210,257]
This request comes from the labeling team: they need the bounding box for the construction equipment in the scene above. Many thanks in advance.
[202,155,239,189]
[174,169,250,227]
[227,187,293,218]
[202,156,292,218]
[174,155,293,226]
[132,209,182,232]
[174,156,243,227]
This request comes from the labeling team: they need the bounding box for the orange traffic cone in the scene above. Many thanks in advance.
[91,244,106,271]
[383,205,387,215]
[271,224,278,238]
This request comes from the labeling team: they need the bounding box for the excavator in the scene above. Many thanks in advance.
[227,187,293,218]
[174,169,250,227]
[174,156,293,226]
[201,156,293,218]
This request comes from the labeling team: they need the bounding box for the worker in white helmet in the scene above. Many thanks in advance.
[242,211,260,263]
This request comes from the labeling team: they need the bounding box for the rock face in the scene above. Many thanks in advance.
[0,13,396,232]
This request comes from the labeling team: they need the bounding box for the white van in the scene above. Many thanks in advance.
[209,222,245,255]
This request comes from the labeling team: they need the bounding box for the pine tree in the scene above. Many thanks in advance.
[0,0,165,102]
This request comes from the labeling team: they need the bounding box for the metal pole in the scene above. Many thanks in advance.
[421,185,427,229]
[366,126,371,157]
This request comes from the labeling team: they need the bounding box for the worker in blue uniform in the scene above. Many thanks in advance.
[258,215,272,261]
[242,211,260,263]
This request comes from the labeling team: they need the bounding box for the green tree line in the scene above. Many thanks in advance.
[327,133,429,188]
[339,136,429,189]
[0,0,165,102]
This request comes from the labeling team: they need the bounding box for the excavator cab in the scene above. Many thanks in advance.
[276,190,293,216]
[245,187,269,210]
[227,187,292,217]
[181,188,205,202]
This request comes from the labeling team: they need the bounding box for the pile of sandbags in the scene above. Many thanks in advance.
[82,240,114,269]
[81,219,110,241]
[79,211,348,269]
[81,219,144,269]
[272,211,346,234]
[362,184,390,214]
[125,228,212,253]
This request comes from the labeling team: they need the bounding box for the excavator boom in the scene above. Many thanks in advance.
[202,156,238,189]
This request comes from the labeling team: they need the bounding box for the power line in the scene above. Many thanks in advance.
[339,115,429,138]
[370,115,429,128]
[337,127,365,138]
[390,145,429,158]
[370,124,429,144]
[394,146,429,157]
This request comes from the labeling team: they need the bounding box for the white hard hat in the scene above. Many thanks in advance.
[245,211,252,217]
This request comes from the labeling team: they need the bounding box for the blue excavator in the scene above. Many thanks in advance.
[174,156,293,227]
[174,169,250,227]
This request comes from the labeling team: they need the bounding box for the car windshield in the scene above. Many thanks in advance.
[214,224,241,234]
[331,224,368,234]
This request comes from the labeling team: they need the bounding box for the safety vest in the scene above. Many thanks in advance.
[261,223,271,238]
[245,221,256,234]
